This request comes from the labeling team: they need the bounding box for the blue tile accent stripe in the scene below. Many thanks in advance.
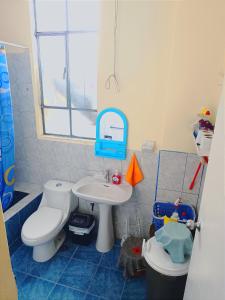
[5,213,21,246]
[9,237,22,256]
[154,151,161,203]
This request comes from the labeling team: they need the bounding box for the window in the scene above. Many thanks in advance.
[33,0,99,139]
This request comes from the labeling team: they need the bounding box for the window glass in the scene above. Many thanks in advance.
[69,33,98,110]
[72,110,97,138]
[34,0,99,139]
[39,36,67,107]
[44,108,70,135]
[68,1,100,31]
[35,0,66,32]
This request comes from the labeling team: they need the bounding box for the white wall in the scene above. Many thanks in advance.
[8,47,205,239]
[0,0,225,152]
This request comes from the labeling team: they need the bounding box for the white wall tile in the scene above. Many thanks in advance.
[197,165,207,212]
[16,137,41,164]
[113,204,136,225]
[182,153,203,194]
[69,167,89,183]
[103,157,122,174]
[15,162,43,185]
[84,145,104,171]
[11,83,35,113]
[135,204,152,238]
[67,143,91,170]
[14,111,36,139]
[181,192,199,208]
[7,52,32,85]
[134,181,155,206]
[141,151,158,184]
[156,189,182,202]
[158,151,187,191]
[114,220,128,239]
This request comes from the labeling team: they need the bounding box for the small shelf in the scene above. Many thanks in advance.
[193,129,213,159]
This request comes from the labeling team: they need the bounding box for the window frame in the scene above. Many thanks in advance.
[33,0,97,141]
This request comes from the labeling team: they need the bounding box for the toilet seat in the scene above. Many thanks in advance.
[22,206,63,242]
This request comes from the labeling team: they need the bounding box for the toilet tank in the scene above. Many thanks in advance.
[41,180,77,213]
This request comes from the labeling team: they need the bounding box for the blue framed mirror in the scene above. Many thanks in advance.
[95,108,128,160]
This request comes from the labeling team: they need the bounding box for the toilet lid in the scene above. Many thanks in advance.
[143,237,190,277]
[22,206,63,240]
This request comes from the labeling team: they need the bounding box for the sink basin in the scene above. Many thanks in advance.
[72,176,132,252]
[72,176,132,205]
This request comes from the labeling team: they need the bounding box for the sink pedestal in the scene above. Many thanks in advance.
[72,176,132,253]
[96,204,114,253]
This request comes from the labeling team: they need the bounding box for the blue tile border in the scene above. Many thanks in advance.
[9,237,22,256]
[154,151,161,203]
[5,193,42,255]
[5,213,21,246]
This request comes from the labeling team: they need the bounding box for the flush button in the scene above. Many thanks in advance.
[56,183,62,187]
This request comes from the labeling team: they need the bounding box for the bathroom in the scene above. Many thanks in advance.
[0,0,225,299]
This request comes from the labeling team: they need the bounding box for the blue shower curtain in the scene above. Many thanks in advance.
[0,45,15,211]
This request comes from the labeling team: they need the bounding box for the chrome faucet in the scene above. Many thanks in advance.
[104,169,110,183]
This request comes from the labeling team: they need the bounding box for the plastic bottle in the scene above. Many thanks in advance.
[112,169,121,185]
[171,198,182,220]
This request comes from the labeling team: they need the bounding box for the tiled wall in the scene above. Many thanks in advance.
[5,194,42,255]
[156,151,206,208]
[7,52,206,240]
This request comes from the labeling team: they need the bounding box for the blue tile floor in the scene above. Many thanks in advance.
[11,238,147,300]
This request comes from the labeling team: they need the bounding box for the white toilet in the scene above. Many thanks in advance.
[21,180,77,262]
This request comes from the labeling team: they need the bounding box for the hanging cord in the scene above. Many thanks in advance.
[105,0,120,92]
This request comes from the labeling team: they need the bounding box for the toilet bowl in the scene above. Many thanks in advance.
[21,180,77,262]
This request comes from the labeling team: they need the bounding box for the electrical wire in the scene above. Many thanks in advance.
[105,0,120,92]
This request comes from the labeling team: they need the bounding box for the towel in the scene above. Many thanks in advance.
[125,154,144,186]
[155,222,193,263]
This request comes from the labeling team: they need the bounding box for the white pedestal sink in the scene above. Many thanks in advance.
[72,176,132,253]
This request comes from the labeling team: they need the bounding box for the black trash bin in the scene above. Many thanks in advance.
[142,237,190,300]
[67,212,96,245]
